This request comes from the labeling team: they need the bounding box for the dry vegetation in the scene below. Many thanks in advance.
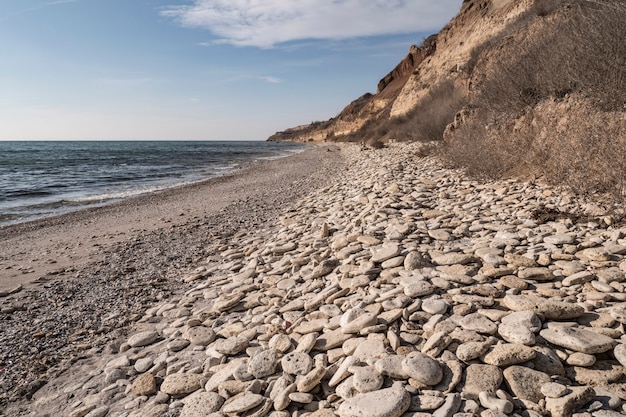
[341,80,466,149]
[442,0,626,199]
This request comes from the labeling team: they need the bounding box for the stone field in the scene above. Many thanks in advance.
[7,142,626,417]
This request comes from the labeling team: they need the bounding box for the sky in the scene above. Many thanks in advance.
[0,0,463,140]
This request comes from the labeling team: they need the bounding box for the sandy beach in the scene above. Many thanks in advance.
[0,144,342,293]
[4,142,626,417]
[0,144,344,407]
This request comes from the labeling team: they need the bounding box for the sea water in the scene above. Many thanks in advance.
[0,141,307,226]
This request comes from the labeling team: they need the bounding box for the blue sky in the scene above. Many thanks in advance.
[0,0,463,140]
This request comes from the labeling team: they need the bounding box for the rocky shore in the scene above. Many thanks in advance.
[4,142,626,417]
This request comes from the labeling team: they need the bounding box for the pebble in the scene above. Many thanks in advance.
[540,326,617,354]
[127,331,159,348]
[26,142,626,417]
[402,353,443,386]
[281,351,313,376]
[222,393,265,414]
[337,384,411,417]
[160,373,205,396]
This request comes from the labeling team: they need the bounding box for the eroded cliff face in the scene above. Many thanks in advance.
[268,0,533,143]
[267,36,436,143]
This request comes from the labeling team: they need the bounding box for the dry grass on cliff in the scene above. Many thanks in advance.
[341,80,465,148]
[388,80,466,143]
[443,0,626,199]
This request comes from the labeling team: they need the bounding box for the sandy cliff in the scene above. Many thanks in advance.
[268,0,529,142]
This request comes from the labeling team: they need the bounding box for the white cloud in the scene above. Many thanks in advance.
[259,76,282,84]
[162,0,462,48]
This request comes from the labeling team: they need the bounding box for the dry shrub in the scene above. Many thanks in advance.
[388,80,466,142]
[445,0,626,200]
[474,0,626,114]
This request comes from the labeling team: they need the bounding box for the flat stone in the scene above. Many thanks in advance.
[562,270,594,286]
[531,346,566,377]
[483,343,536,366]
[314,328,353,351]
[501,294,584,320]
[545,386,595,417]
[213,335,249,355]
[422,299,448,315]
[428,229,452,241]
[456,341,491,362]
[180,391,224,417]
[248,349,279,378]
[459,313,497,335]
[351,366,384,393]
[540,327,617,354]
[403,281,434,298]
[340,308,378,334]
[576,248,611,262]
[222,393,265,414]
[544,234,576,245]
[501,311,542,331]
[281,351,313,376]
[498,323,535,345]
[430,252,477,266]
[518,267,554,281]
[131,373,157,396]
[183,326,216,346]
[205,359,244,392]
[161,373,205,396]
[134,357,153,373]
[498,275,528,290]
[503,366,551,403]
[371,244,401,263]
[353,339,388,362]
[460,365,502,397]
[410,394,445,412]
[337,384,411,417]
[566,352,596,367]
[268,334,292,352]
[127,330,159,348]
[432,393,462,417]
[541,382,569,399]
[402,353,443,386]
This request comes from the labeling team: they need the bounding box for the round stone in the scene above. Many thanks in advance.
[131,373,156,396]
[351,366,384,393]
[183,326,216,346]
[213,335,249,355]
[402,353,442,386]
[248,349,279,378]
[422,299,448,315]
[180,391,224,417]
[160,373,205,396]
[281,352,313,376]
[269,334,292,352]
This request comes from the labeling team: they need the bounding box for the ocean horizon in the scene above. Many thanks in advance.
[0,140,307,227]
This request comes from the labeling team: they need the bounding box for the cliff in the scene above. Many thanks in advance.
[268,0,625,201]
[268,0,532,143]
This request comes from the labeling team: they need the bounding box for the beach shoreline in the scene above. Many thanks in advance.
[0,143,344,407]
[0,144,334,293]
[4,142,626,416]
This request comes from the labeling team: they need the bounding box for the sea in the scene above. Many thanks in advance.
[0,141,308,227]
